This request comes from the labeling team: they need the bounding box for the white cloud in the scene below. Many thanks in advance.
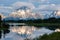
[0,6,13,13]
[8,3,60,19]
[0,1,60,19]
[37,4,60,11]
[28,0,48,2]
[28,0,60,4]
[12,2,35,10]
[32,4,60,18]
[0,6,12,9]
[28,0,49,4]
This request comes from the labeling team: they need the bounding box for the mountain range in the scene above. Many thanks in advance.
[0,6,60,21]
[3,6,44,21]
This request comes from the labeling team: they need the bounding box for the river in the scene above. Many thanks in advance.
[0,23,54,40]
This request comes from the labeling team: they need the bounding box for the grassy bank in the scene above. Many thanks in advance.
[26,23,60,27]
[33,32,60,40]
[26,23,60,30]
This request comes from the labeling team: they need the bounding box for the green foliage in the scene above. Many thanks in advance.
[3,17,60,23]
[34,32,60,40]
[0,15,10,38]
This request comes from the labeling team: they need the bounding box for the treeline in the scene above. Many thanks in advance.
[26,17,60,23]
[4,17,60,23]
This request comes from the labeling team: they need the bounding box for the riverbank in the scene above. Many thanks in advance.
[26,23,60,27]
[33,32,60,40]
[26,23,60,30]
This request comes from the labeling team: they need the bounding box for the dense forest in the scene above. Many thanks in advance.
[3,17,60,23]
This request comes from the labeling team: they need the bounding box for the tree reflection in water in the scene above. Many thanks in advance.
[0,23,10,39]
[0,15,10,39]
[0,30,2,38]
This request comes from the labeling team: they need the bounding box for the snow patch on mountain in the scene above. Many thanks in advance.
[4,6,44,20]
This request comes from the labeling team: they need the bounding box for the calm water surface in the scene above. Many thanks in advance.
[0,23,54,40]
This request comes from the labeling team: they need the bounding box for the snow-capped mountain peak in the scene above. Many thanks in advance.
[3,6,44,20]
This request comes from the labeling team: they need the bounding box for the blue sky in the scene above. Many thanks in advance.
[0,0,60,18]
[0,0,60,6]
[0,0,40,7]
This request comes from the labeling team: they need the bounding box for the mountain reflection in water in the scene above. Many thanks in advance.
[10,26,36,35]
[0,25,54,40]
